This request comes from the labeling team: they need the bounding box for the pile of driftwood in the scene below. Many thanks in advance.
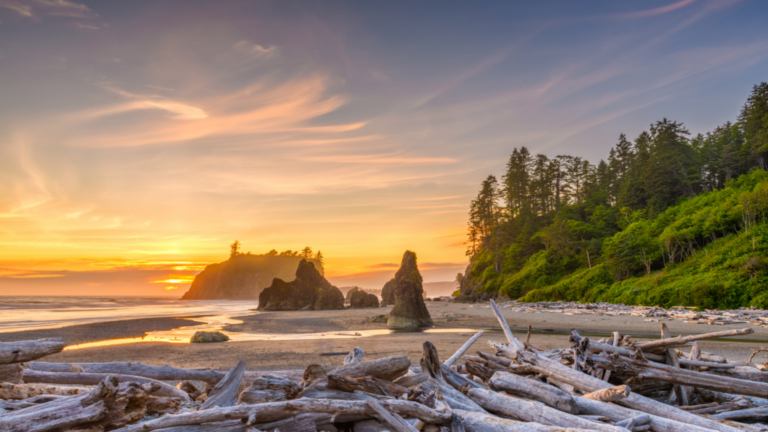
[498,301,768,327]
[3,301,768,431]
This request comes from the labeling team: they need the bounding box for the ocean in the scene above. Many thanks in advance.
[0,296,257,333]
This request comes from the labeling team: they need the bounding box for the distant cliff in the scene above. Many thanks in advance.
[181,254,324,300]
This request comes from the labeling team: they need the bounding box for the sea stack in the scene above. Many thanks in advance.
[387,251,433,328]
[349,287,380,308]
[380,278,396,305]
[257,260,344,311]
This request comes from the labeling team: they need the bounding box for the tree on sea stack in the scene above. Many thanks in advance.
[387,251,433,329]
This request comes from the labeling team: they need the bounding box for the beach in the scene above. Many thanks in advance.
[3,301,768,371]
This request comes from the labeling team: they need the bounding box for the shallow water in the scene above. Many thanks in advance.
[0,296,256,333]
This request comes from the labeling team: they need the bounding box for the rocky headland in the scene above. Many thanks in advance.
[181,254,323,300]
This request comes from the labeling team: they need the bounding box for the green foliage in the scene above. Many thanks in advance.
[462,83,768,308]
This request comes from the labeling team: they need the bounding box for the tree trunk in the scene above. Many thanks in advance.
[444,332,485,367]
[454,409,595,432]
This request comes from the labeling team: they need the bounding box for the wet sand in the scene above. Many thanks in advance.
[4,302,768,370]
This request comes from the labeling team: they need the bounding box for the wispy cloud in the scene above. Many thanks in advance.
[0,0,97,19]
[613,0,697,19]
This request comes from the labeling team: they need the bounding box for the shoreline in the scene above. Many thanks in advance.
[4,302,768,369]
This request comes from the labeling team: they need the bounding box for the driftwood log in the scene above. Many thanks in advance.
[444,331,485,367]
[0,339,66,364]
[200,360,245,410]
[0,376,161,432]
[635,328,754,352]
[303,355,411,388]
[111,399,452,432]
[21,369,191,401]
[465,386,626,432]
[454,409,596,432]
[0,364,24,384]
[28,361,225,384]
[489,371,578,414]
[581,385,630,402]
[328,373,412,398]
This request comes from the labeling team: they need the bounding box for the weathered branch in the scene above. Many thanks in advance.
[28,361,224,384]
[0,339,66,364]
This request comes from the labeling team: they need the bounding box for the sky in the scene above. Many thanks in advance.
[1,0,767,296]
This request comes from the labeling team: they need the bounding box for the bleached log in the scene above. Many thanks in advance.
[574,396,719,432]
[570,334,665,363]
[0,339,66,364]
[710,406,768,420]
[200,360,245,410]
[393,372,429,388]
[635,328,753,352]
[440,364,484,391]
[454,409,597,432]
[237,389,286,404]
[420,378,487,413]
[489,300,524,353]
[477,352,512,368]
[696,388,768,407]
[28,361,225,384]
[345,347,365,365]
[465,387,625,432]
[489,371,578,414]
[21,369,190,401]
[586,353,768,399]
[366,399,419,432]
[661,323,688,405]
[465,361,496,381]
[445,332,485,367]
[491,340,743,432]
[0,376,162,432]
[303,355,411,388]
[0,364,23,384]
[111,398,452,432]
[298,387,374,401]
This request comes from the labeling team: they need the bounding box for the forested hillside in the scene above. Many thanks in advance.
[458,83,768,308]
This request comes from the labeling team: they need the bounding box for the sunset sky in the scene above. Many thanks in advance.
[1,0,767,296]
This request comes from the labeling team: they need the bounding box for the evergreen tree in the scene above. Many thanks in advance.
[316,250,324,265]
[739,82,768,169]
[230,240,241,258]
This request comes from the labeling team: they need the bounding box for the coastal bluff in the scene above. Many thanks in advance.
[181,254,324,300]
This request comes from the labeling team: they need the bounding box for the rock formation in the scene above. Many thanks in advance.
[348,287,380,308]
[257,260,344,311]
[182,254,323,300]
[380,278,396,305]
[190,331,230,343]
[387,251,433,328]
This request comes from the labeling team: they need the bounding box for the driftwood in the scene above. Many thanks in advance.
[0,339,66,364]
[421,341,443,379]
[465,386,627,432]
[393,372,429,388]
[21,369,191,401]
[661,323,689,405]
[581,385,630,402]
[0,376,161,432]
[328,373,412,398]
[365,399,419,432]
[0,382,89,399]
[200,360,245,410]
[345,347,365,365]
[585,353,768,399]
[303,355,411,388]
[635,328,754,352]
[444,331,485,367]
[710,405,768,420]
[176,380,203,400]
[454,409,596,432]
[28,361,225,384]
[0,363,24,384]
[111,398,452,432]
[489,371,578,414]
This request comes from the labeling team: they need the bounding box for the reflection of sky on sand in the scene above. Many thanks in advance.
[64,311,485,350]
